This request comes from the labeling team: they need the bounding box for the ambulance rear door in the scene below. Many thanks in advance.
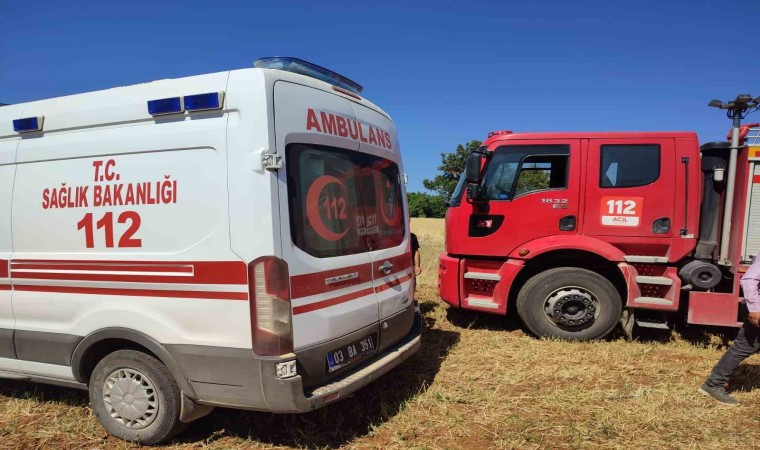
[352,104,413,323]
[273,80,379,356]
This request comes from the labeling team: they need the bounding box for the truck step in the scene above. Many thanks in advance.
[635,276,674,286]
[624,255,669,264]
[463,272,501,281]
[633,296,673,306]
[465,298,500,309]
[635,318,670,330]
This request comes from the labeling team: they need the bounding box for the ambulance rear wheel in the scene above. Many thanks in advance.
[516,267,621,341]
[89,349,187,445]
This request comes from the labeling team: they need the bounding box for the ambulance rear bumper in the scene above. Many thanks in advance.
[259,309,422,412]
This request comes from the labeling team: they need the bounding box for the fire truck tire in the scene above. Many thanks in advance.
[516,267,622,341]
[89,349,189,445]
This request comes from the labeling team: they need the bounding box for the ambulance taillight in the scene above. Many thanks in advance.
[248,257,293,356]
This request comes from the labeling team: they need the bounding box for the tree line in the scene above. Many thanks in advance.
[408,140,480,218]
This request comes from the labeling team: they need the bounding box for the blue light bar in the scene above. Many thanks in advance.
[254,57,363,94]
[13,116,44,133]
[147,97,183,116]
[184,92,224,112]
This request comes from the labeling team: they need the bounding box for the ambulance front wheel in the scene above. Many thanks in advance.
[89,349,189,444]
[516,267,622,341]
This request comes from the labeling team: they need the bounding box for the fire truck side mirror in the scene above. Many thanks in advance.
[466,184,483,201]
[465,153,484,184]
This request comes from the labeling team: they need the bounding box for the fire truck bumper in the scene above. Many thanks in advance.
[438,253,462,307]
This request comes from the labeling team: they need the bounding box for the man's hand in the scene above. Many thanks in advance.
[415,265,422,276]
[748,312,760,327]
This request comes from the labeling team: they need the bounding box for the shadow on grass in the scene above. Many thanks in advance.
[0,317,459,449]
[729,363,760,393]
[0,380,89,407]
[444,304,522,333]
[177,320,460,448]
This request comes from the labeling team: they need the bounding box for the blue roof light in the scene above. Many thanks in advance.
[147,97,183,116]
[254,57,363,95]
[185,92,224,112]
[13,116,44,133]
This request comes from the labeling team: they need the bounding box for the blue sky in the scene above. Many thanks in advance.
[2,0,759,193]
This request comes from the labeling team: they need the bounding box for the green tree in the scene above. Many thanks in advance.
[407,192,447,218]
[422,140,482,200]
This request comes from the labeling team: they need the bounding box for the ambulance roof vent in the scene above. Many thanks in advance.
[488,130,513,137]
[254,57,363,94]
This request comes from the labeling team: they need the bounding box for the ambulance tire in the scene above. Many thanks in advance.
[516,267,621,341]
[90,349,188,445]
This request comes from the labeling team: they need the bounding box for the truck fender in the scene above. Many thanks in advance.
[70,327,197,399]
[508,235,627,263]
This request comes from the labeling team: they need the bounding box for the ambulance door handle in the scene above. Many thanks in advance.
[378,261,393,275]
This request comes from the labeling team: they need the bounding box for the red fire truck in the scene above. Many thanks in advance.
[438,95,760,340]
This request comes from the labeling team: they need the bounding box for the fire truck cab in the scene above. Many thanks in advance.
[439,128,760,340]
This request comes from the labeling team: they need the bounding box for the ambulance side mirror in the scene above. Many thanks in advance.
[465,153,484,184]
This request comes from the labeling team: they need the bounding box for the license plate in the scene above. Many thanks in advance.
[326,334,376,373]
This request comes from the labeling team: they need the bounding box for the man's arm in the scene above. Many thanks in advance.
[414,249,421,275]
[741,255,760,326]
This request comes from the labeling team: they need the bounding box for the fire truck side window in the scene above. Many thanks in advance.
[482,145,570,200]
[514,155,569,197]
[600,144,660,188]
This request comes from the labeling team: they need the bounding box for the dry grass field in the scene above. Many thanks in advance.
[1,217,759,449]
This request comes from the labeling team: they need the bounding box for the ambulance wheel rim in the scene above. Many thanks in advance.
[103,368,159,429]
[544,287,598,328]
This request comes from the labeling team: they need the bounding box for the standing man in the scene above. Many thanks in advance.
[411,232,421,276]
[700,254,760,406]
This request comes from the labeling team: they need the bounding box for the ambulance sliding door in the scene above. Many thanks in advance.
[0,113,21,373]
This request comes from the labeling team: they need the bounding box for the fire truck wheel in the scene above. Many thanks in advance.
[516,267,622,341]
[89,349,188,445]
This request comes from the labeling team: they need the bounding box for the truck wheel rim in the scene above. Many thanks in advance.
[544,287,598,328]
[103,368,159,429]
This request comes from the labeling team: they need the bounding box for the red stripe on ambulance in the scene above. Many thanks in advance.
[13,284,247,300]
[10,260,247,285]
[290,263,373,299]
[375,272,414,294]
[293,287,375,315]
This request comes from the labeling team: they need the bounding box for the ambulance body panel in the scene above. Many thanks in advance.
[0,64,420,427]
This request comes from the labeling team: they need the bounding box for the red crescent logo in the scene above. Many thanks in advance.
[380,180,401,227]
[305,175,349,242]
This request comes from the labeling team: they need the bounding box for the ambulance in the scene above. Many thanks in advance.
[0,57,421,444]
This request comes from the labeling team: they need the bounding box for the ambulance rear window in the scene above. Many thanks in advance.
[286,144,405,258]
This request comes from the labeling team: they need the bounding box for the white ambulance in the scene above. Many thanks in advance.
[0,57,420,444]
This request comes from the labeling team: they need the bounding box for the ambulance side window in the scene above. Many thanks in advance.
[287,144,366,258]
[361,158,405,251]
[286,144,405,257]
